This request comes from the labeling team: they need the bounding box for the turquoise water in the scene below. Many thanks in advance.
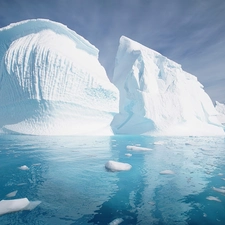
[0,135,225,225]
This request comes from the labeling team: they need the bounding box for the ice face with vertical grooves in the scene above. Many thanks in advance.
[111,36,224,136]
[215,101,225,125]
[0,19,119,135]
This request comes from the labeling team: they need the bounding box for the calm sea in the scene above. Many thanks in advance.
[0,135,225,225]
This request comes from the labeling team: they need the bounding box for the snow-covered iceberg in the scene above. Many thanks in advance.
[0,19,119,135]
[111,36,224,136]
[215,101,225,125]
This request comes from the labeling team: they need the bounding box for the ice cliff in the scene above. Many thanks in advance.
[0,20,223,136]
[0,19,119,135]
[111,36,224,136]
[215,101,225,125]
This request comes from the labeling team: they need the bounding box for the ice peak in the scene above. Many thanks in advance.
[111,36,224,136]
[0,19,98,58]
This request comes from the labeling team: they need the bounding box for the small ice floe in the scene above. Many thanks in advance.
[206,196,221,202]
[32,163,41,166]
[203,213,207,217]
[159,170,175,175]
[126,145,152,151]
[108,218,123,225]
[218,173,223,176]
[125,153,132,157]
[17,183,27,186]
[212,187,225,194]
[105,160,132,172]
[0,198,41,216]
[148,201,155,205]
[222,178,225,181]
[154,141,164,145]
[18,165,29,170]
[6,190,18,198]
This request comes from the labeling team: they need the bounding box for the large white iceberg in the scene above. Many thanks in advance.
[111,36,224,136]
[0,19,119,135]
[215,101,225,125]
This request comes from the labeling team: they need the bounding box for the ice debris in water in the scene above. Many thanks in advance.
[0,198,41,216]
[153,141,164,145]
[206,196,221,202]
[6,190,18,198]
[125,153,132,157]
[18,165,29,170]
[108,218,124,225]
[213,187,225,194]
[159,170,175,175]
[126,145,152,151]
[105,160,132,172]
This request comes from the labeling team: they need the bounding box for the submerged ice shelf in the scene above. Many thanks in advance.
[0,19,224,136]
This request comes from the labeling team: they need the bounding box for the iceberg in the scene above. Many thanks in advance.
[0,19,119,135]
[215,101,225,125]
[111,36,224,136]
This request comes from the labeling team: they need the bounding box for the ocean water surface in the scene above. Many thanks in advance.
[0,135,225,225]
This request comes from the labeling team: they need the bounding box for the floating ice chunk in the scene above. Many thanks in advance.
[105,160,132,172]
[148,201,155,205]
[206,196,221,202]
[18,165,29,170]
[108,218,124,225]
[126,145,152,151]
[6,190,18,198]
[222,178,225,181]
[0,198,29,216]
[32,163,41,166]
[125,153,132,157]
[218,173,223,176]
[17,183,27,186]
[0,198,41,216]
[24,201,41,210]
[159,170,175,175]
[212,187,225,194]
[154,141,164,145]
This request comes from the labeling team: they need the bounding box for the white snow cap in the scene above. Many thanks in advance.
[111,36,224,136]
[0,19,119,135]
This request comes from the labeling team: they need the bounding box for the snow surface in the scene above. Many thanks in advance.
[111,36,224,136]
[0,19,119,135]
[215,101,225,124]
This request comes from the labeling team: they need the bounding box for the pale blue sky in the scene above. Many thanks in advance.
[0,0,224,103]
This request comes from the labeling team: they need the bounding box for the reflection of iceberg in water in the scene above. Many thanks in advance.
[89,136,225,224]
[88,136,151,224]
